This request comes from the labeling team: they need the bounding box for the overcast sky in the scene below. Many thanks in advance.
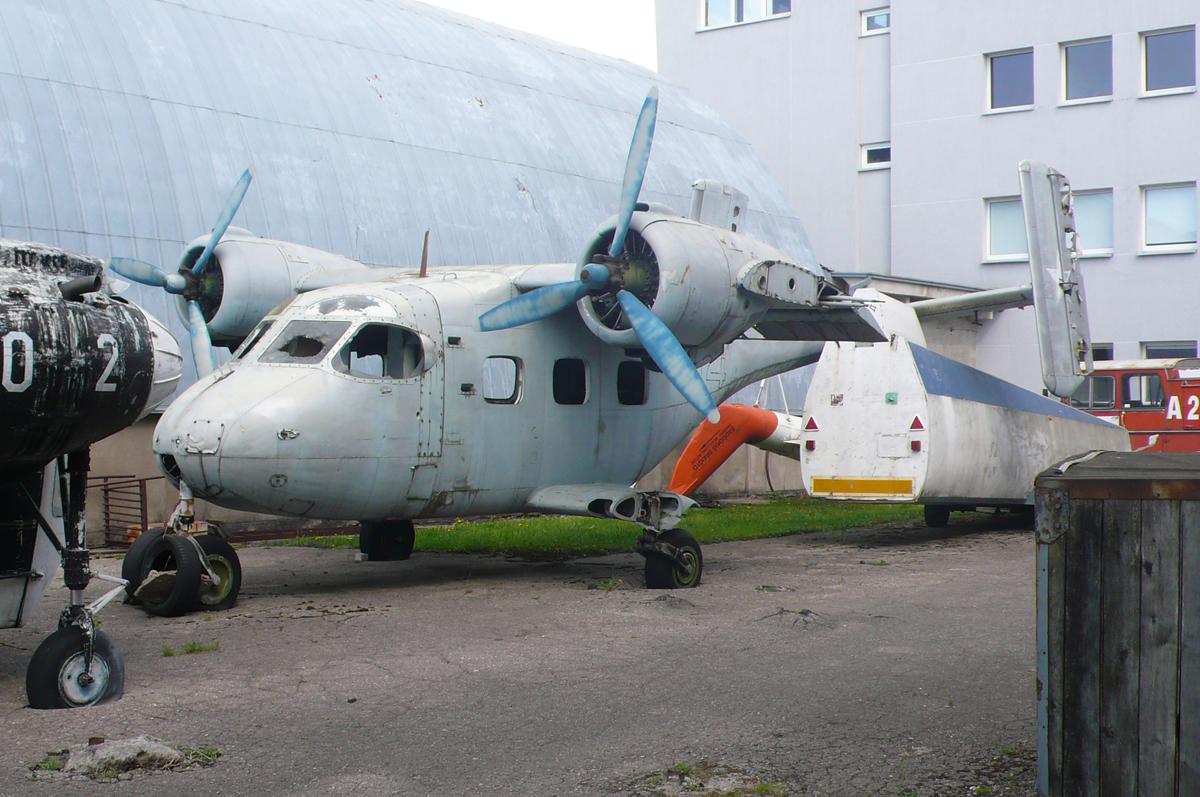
[415,0,659,71]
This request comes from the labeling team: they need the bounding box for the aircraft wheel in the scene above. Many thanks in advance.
[359,520,415,561]
[644,528,703,589]
[26,627,124,709]
[195,536,242,611]
[924,505,951,528]
[138,533,203,617]
[121,526,166,602]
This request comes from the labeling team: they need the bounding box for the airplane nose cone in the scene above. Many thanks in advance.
[153,366,314,505]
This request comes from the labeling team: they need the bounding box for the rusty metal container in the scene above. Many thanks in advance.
[1035,451,1200,796]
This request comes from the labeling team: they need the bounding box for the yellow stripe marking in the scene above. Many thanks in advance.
[810,477,915,497]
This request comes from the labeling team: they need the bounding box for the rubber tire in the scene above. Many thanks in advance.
[121,526,166,602]
[924,505,951,528]
[138,533,203,617]
[26,627,124,709]
[644,528,703,589]
[195,536,242,611]
[359,520,415,561]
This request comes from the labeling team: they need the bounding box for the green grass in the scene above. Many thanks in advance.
[272,498,922,559]
[163,640,220,657]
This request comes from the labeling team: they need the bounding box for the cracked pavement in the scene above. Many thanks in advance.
[0,516,1037,796]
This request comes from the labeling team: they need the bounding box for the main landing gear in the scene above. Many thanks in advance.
[123,483,243,617]
[629,493,704,589]
[20,451,128,709]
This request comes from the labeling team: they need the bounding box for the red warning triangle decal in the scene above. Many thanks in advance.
[910,416,924,430]
[804,416,819,431]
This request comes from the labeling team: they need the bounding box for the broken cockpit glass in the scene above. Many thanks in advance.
[332,323,430,379]
[259,320,351,365]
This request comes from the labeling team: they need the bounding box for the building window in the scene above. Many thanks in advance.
[704,0,789,28]
[861,143,891,170]
[482,356,522,404]
[1091,343,1114,361]
[861,8,890,37]
[1143,341,1198,359]
[617,361,648,405]
[986,197,1028,261]
[552,359,588,405]
[1072,190,1113,256]
[988,49,1034,110]
[1063,38,1112,101]
[1144,27,1196,94]
[1143,183,1197,251]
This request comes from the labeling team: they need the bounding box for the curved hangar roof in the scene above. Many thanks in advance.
[0,0,817,382]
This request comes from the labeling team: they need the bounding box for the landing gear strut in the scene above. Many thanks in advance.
[23,451,128,709]
[629,493,704,589]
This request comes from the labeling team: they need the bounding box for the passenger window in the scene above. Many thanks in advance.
[553,359,588,405]
[259,320,350,365]
[617,360,648,406]
[333,324,428,379]
[1122,373,1165,409]
[482,356,522,404]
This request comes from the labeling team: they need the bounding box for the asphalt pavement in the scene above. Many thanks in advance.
[0,516,1037,796]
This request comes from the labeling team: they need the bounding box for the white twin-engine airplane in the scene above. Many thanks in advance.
[108,88,888,612]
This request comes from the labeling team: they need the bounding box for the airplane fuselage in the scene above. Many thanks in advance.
[154,267,820,521]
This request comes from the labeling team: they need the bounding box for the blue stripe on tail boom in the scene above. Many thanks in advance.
[909,343,1110,426]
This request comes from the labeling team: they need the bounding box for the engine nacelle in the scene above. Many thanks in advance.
[175,231,368,345]
[576,210,824,354]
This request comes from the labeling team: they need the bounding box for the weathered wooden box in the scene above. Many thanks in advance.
[1035,452,1200,796]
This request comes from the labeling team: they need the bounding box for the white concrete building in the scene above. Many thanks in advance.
[657,0,1199,390]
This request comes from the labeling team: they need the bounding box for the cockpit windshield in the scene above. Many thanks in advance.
[259,320,351,365]
[231,318,276,361]
[332,323,429,379]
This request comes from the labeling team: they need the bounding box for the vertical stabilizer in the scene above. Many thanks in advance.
[1019,161,1092,398]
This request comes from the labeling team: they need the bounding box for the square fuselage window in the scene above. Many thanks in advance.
[990,50,1034,109]
[987,197,1028,260]
[553,358,588,405]
[482,356,522,403]
[1065,39,1112,100]
[1145,28,1196,92]
[1144,184,1198,247]
[1072,190,1114,254]
[617,360,648,405]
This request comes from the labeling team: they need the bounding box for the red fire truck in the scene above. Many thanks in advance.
[1067,358,1200,451]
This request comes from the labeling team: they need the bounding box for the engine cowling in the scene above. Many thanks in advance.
[576,210,824,356]
[174,231,368,345]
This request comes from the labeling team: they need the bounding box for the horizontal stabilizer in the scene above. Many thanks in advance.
[755,301,887,343]
[911,284,1033,319]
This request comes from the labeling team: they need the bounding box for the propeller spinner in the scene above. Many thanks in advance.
[106,166,255,378]
[478,89,721,424]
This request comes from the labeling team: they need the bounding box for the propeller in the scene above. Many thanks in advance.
[106,166,255,378]
[477,89,721,423]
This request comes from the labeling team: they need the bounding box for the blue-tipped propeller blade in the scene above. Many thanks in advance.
[609,88,658,258]
[107,257,187,294]
[192,165,255,276]
[616,291,720,424]
[187,300,215,377]
[479,264,611,331]
[479,281,590,332]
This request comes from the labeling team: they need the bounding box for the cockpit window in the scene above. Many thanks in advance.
[332,323,429,379]
[259,320,351,365]
[231,318,276,361]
